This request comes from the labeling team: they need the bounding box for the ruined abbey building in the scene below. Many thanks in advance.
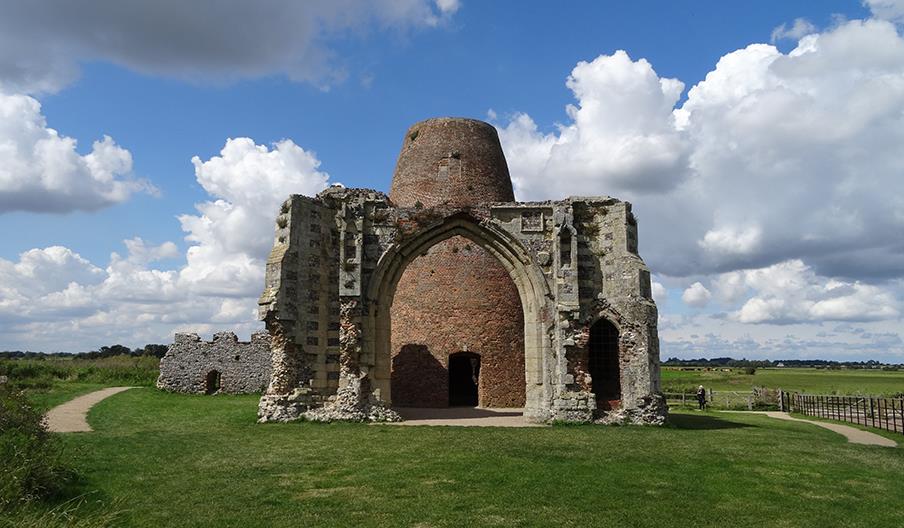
[257,117,665,424]
[157,332,271,395]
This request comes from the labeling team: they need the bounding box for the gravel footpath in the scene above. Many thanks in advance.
[44,387,136,433]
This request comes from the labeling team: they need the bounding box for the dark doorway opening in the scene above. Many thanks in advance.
[205,370,221,395]
[588,319,621,409]
[448,353,480,406]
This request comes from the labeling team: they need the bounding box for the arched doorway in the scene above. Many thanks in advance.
[588,319,621,409]
[205,370,221,395]
[448,352,480,406]
[366,215,553,419]
[389,235,524,408]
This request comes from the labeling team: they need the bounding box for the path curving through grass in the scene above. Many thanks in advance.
[762,411,898,447]
[44,386,136,432]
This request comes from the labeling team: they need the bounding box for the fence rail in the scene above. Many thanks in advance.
[664,390,762,410]
[782,392,904,436]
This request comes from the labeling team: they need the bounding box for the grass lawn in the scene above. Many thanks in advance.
[0,356,158,413]
[13,388,903,527]
[662,367,904,396]
[27,382,115,413]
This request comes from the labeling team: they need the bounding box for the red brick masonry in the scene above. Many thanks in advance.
[389,118,525,407]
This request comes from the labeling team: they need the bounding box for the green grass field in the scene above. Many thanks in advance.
[0,356,158,412]
[7,389,903,528]
[662,367,904,396]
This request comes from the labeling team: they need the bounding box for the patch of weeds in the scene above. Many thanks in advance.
[0,386,79,511]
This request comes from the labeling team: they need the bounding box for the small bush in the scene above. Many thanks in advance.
[0,386,78,510]
[743,367,757,375]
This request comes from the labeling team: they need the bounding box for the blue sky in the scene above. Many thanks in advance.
[4,0,870,265]
[1,1,902,361]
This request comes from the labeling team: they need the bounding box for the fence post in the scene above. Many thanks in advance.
[893,399,900,435]
[893,399,899,434]
[880,398,886,433]
[870,397,875,428]
[879,398,885,432]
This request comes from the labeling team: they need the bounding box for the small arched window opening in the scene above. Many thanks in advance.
[559,230,572,269]
[205,370,221,395]
[448,352,480,407]
[588,319,621,408]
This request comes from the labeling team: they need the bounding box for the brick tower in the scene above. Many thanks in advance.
[388,118,526,408]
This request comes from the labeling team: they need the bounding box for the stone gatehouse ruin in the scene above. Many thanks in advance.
[157,332,272,394]
[256,117,666,424]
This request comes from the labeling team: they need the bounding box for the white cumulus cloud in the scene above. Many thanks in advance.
[496,50,689,200]
[731,260,899,324]
[771,18,817,43]
[497,18,904,282]
[178,138,330,297]
[651,280,668,305]
[682,282,712,308]
[865,0,904,23]
[0,92,153,213]
[0,137,332,351]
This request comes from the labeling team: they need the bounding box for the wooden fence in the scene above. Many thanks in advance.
[781,392,904,436]
[664,390,761,410]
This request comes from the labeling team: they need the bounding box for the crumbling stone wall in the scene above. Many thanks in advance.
[256,117,665,425]
[157,332,272,394]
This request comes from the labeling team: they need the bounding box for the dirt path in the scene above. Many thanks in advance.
[44,386,136,433]
[739,411,897,447]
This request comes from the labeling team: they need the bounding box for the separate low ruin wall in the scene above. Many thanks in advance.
[157,332,272,394]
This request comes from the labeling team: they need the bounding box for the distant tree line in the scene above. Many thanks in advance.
[663,357,900,369]
[0,344,168,360]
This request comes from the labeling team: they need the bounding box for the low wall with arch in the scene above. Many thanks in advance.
[157,332,272,394]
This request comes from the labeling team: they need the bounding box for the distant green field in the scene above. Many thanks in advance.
[0,356,158,411]
[662,367,904,396]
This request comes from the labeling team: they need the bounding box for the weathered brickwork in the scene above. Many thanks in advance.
[389,118,525,408]
[157,332,271,394]
[390,118,515,207]
[391,237,525,407]
[256,117,665,425]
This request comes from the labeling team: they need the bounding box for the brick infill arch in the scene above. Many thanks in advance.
[363,213,554,420]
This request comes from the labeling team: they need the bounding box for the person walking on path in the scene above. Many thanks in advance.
[696,385,707,410]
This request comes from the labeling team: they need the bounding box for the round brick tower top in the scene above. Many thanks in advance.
[389,117,514,207]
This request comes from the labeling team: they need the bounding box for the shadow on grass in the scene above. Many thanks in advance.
[667,413,754,430]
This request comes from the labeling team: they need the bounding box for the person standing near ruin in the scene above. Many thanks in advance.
[696,385,707,410]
